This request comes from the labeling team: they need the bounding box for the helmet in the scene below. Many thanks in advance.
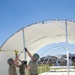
[7,58,13,64]
[33,53,39,61]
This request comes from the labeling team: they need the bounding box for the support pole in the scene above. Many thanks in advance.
[65,20,69,75]
[22,29,26,60]
[22,29,27,75]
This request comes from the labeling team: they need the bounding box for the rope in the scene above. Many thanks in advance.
[0,49,14,53]
[0,49,24,57]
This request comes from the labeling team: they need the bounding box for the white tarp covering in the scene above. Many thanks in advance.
[0,20,75,75]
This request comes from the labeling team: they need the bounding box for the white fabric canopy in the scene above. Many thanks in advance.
[0,20,75,75]
[1,20,75,53]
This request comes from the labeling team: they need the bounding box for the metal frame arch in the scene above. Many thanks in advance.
[1,19,75,50]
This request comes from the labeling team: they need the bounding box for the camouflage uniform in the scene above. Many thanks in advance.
[19,64,26,75]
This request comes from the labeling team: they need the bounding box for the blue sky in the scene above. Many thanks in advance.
[0,0,75,48]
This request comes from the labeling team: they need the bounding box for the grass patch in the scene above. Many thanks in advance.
[38,64,49,74]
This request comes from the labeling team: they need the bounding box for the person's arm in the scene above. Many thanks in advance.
[24,61,30,70]
[16,63,20,67]
[25,48,34,61]
[16,59,22,67]
[19,59,22,63]
[26,65,30,70]
[14,50,18,64]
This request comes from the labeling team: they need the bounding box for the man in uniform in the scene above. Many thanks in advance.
[25,48,39,75]
[7,50,18,75]
[17,59,27,75]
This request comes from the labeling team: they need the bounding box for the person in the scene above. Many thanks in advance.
[25,48,40,75]
[17,59,27,75]
[7,50,18,75]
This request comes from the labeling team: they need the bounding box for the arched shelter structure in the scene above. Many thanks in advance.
[0,20,75,75]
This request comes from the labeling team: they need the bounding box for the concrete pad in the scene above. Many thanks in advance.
[39,72,75,75]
